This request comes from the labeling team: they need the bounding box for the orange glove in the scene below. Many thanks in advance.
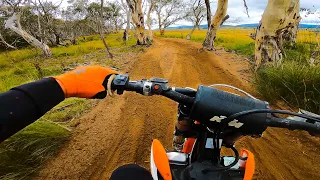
[53,66,118,99]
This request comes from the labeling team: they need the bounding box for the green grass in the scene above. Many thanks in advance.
[160,29,320,114]
[44,98,93,123]
[256,62,320,114]
[256,42,320,114]
[154,28,256,56]
[0,33,137,92]
[0,34,136,65]
[283,42,319,64]
[0,32,139,179]
[0,98,93,179]
[0,121,69,180]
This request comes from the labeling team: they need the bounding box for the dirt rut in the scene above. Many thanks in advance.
[37,38,320,180]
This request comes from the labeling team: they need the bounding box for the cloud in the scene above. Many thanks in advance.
[205,0,320,25]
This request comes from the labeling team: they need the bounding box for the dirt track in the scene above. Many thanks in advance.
[37,38,320,180]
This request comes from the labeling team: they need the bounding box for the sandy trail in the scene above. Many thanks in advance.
[37,38,320,180]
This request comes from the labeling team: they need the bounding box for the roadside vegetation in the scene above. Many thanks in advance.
[158,28,320,114]
[0,33,141,179]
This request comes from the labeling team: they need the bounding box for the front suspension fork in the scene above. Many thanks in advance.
[173,104,193,151]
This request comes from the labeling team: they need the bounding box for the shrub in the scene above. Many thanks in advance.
[255,62,320,114]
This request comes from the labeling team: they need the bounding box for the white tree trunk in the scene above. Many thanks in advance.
[147,2,155,42]
[126,0,147,45]
[121,0,130,41]
[5,13,52,57]
[124,8,131,41]
[254,0,301,69]
[202,0,228,50]
[186,25,197,40]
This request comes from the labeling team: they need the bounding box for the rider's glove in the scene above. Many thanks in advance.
[53,66,118,99]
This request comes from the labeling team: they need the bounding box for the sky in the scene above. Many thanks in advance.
[167,0,320,26]
[53,0,320,26]
[222,0,320,25]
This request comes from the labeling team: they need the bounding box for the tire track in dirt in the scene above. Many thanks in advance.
[37,38,320,180]
[90,38,251,179]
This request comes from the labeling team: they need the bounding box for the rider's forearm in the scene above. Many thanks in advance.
[0,78,65,143]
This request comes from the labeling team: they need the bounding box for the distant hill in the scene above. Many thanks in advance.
[167,23,319,29]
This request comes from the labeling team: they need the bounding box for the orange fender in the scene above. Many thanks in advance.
[240,149,255,180]
[151,139,172,180]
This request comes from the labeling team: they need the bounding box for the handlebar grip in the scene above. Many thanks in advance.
[126,81,143,93]
[267,117,320,134]
[111,74,144,94]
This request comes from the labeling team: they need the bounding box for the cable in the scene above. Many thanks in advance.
[221,109,320,127]
[202,146,239,173]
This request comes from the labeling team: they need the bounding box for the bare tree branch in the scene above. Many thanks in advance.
[99,0,113,58]
[155,0,186,35]
[220,14,229,26]
[0,32,17,49]
[242,0,249,18]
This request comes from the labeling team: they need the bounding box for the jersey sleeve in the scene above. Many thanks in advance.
[0,78,65,143]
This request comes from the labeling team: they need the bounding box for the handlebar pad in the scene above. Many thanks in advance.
[189,86,269,135]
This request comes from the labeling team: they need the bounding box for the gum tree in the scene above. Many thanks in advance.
[1,0,52,56]
[86,1,114,58]
[202,0,248,50]
[5,13,52,56]
[254,0,301,69]
[202,0,228,50]
[146,0,157,42]
[154,0,185,36]
[120,0,131,41]
[126,0,147,45]
[186,0,206,40]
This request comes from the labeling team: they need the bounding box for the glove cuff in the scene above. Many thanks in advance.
[55,78,67,98]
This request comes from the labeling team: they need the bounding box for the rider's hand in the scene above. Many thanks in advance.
[53,66,118,99]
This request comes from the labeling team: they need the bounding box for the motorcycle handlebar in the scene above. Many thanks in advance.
[267,117,320,135]
[111,75,195,106]
[111,74,320,136]
[161,90,195,106]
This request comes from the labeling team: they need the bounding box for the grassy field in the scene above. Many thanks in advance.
[0,32,140,179]
[155,28,256,56]
[155,28,318,55]
[157,28,320,114]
